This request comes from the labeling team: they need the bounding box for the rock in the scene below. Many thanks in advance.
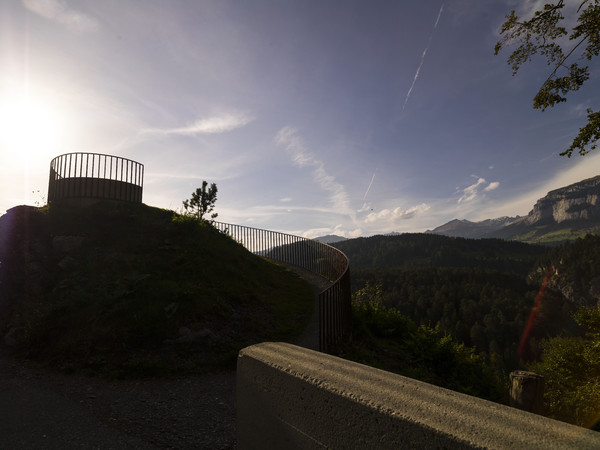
[509,371,544,415]
[525,176,600,225]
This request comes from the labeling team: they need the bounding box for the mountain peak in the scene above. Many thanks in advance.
[428,176,600,244]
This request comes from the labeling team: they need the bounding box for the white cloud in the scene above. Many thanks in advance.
[279,197,293,203]
[301,224,363,240]
[22,0,100,32]
[365,203,430,224]
[141,112,254,136]
[484,181,500,191]
[458,177,486,203]
[458,177,499,202]
[275,126,351,213]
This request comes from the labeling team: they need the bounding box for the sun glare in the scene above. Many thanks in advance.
[0,94,62,164]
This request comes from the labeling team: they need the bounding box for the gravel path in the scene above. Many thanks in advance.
[0,349,236,449]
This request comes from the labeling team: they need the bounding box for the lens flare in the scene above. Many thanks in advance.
[517,268,552,360]
[0,93,62,164]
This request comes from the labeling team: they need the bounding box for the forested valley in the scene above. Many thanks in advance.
[333,233,600,428]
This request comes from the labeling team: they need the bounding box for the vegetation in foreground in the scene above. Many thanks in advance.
[0,201,314,377]
[333,283,505,402]
[336,232,600,426]
[528,306,600,431]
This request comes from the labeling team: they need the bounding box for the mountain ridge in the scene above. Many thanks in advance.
[427,175,600,244]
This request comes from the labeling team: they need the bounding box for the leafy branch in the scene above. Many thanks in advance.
[495,0,600,156]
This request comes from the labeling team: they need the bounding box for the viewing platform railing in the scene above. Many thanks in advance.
[48,153,144,204]
[213,222,352,352]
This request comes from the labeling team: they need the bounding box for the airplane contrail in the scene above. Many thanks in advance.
[402,2,445,112]
[362,170,377,202]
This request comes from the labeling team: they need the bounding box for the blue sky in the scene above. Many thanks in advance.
[1,0,599,238]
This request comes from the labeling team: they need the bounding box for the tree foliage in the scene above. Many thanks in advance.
[495,0,600,156]
[337,283,504,401]
[182,181,218,222]
[333,233,546,276]
[350,266,574,375]
[528,307,600,430]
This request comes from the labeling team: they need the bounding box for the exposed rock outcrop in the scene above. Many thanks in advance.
[524,176,600,225]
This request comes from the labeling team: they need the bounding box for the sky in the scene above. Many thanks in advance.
[1,0,599,238]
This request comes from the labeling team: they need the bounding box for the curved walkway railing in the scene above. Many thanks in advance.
[213,222,352,352]
[48,153,144,203]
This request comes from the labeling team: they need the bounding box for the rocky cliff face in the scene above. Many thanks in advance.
[427,175,600,243]
[524,175,600,225]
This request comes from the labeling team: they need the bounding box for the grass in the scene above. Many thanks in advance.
[513,222,600,246]
[0,201,314,377]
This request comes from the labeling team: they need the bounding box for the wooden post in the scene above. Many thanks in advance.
[509,370,544,415]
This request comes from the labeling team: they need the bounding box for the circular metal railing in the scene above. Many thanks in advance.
[48,153,144,203]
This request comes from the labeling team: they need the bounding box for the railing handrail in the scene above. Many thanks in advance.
[213,221,349,280]
[213,221,352,351]
[51,152,144,173]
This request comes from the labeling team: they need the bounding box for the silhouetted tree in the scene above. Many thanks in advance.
[182,181,218,222]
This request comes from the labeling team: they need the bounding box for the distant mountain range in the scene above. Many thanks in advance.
[426,217,520,239]
[427,175,600,244]
[314,234,348,244]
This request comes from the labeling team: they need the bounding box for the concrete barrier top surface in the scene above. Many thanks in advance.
[237,342,600,449]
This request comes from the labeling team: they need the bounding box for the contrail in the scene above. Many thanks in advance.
[402,2,445,112]
[362,170,377,202]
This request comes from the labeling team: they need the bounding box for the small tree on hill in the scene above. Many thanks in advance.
[182,181,218,222]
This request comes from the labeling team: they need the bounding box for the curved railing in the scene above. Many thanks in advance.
[48,153,144,203]
[213,222,352,352]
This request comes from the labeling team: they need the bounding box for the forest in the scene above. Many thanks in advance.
[333,233,600,428]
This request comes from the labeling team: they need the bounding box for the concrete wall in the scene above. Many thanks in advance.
[237,342,600,449]
[48,177,142,203]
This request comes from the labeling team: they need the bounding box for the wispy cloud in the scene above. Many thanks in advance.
[458,176,499,203]
[402,2,444,112]
[275,126,351,213]
[365,203,430,224]
[22,0,100,32]
[141,112,254,136]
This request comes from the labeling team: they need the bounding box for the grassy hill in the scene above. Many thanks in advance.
[0,202,314,377]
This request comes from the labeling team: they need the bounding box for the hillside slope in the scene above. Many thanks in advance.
[0,202,314,377]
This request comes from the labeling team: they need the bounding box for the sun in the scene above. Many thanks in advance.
[0,94,63,164]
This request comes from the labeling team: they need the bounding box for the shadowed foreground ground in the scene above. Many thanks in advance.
[0,348,236,449]
[0,271,328,449]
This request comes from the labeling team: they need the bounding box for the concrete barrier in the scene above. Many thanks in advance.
[237,342,600,449]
